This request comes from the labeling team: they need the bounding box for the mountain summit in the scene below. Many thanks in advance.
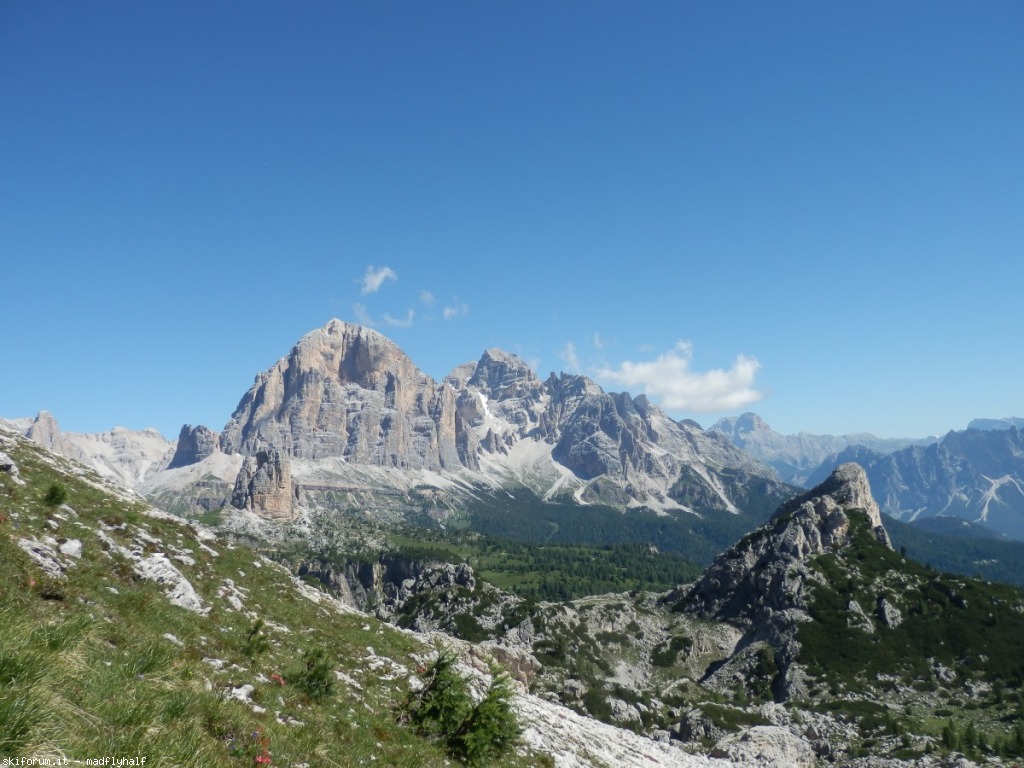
[686,462,889,627]
[162,319,788,520]
[220,319,463,469]
[682,462,891,699]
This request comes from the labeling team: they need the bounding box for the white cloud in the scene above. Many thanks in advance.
[419,290,436,305]
[596,341,763,413]
[361,265,397,295]
[443,300,469,319]
[352,303,376,327]
[383,309,415,328]
[559,341,581,372]
[590,333,604,351]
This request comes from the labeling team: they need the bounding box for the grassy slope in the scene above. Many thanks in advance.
[0,434,541,768]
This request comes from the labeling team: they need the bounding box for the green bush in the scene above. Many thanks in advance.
[405,651,472,741]
[402,650,520,766]
[241,618,270,658]
[43,482,67,507]
[292,647,334,700]
[450,670,520,765]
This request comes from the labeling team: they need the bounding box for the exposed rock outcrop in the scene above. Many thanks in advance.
[221,319,463,470]
[168,424,220,468]
[711,726,817,767]
[212,319,787,517]
[231,447,294,520]
[0,449,24,485]
[683,463,891,699]
[298,554,478,619]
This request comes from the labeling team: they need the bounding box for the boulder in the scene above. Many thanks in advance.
[711,725,816,767]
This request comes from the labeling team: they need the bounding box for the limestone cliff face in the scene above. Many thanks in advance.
[168,424,219,468]
[212,319,784,517]
[220,319,461,470]
[230,447,294,520]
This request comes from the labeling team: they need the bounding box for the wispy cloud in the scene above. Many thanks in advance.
[443,300,469,319]
[596,341,763,412]
[590,333,604,351]
[419,290,436,306]
[383,309,415,328]
[361,265,397,295]
[352,303,376,327]
[559,341,581,372]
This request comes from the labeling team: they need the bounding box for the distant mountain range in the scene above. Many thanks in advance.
[968,416,1024,431]
[0,410,174,487]
[5,322,1022,549]
[708,412,934,485]
[810,427,1024,541]
[711,413,1024,541]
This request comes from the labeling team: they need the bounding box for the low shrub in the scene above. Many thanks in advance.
[402,650,520,767]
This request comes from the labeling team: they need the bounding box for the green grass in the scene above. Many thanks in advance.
[0,435,543,767]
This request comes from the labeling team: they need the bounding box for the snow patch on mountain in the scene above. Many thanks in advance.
[978,474,1024,524]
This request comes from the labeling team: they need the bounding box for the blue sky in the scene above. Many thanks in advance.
[2,1,1021,440]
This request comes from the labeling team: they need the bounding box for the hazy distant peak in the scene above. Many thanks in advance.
[968,416,1024,431]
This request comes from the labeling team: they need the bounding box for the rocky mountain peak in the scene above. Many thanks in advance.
[468,348,540,400]
[730,412,768,434]
[544,371,605,399]
[685,462,891,627]
[219,319,462,469]
[27,410,61,450]
[155,320,789,518]
[682,462,892,700]
[301,318,419,391]
[443,361,478,390]
[776,462,885,533]
[168,424,220,469]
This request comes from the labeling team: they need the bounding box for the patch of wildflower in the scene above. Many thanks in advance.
[226,727,272,766]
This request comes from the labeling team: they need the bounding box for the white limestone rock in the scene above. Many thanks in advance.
[17,537,68,579]
[133,552,207,615]
[0,449,25,485]
[711,725,816,767]
[59,538,83,559]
